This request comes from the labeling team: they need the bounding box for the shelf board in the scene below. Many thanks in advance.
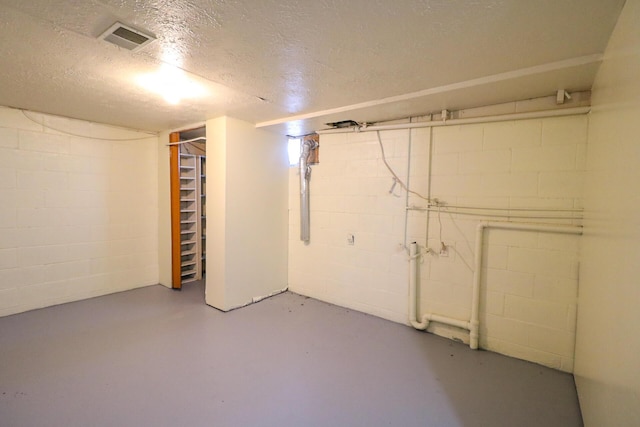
[174,152,206,285]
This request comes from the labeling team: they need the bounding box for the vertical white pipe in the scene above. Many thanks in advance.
[424,126,433,249]
[470,223,486,350]
[470,221,583,350]
[409,242,429,329]
[403,128,412,249]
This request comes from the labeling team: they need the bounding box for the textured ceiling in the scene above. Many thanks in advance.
[0,0,626,134]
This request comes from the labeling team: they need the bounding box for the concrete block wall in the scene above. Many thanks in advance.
[427,117,585,372]
[289,129,411,324]
[0,106,159,316]
[289,114,587,372]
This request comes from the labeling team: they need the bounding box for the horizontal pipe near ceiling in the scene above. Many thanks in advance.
[316,106,590,134]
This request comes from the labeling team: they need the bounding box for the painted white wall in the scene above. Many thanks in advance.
[0,106,159,316]
[575,0,640,425]
[157,130,172,288]
[205,116,288,311]
[289,114,587,371]
[430,118,585,372]
[206,117,228,306]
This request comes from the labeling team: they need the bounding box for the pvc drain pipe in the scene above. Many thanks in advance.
[410,222,582,350]
[409,242,471,332]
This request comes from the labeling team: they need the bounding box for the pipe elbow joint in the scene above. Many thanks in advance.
[410,320,429,330]
[410,314,430,331]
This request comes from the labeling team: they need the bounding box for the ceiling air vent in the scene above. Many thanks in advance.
[98,22,155,51]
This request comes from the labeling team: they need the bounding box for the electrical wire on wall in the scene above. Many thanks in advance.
[375,121,584,265]
[166,136,206,155]
[369,110,586,345]
[20,109,158,141]
[377,127,436,254]
[376,130,433,204]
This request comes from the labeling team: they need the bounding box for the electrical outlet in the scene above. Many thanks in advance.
[439,243,449,257]
[347,234,355,245]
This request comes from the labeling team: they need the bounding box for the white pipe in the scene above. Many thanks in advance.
[407,130,475,333]
[476,221,584,234]
[470,225,485,350]
[409,243,428,329]
[402,129,412,249]
[424,126,434,250]
[410,222,582,350]
[427,314,470,331]
[469,221,583,349]
[424,204,583,213]
[409,242,472,331]
[407,206,583,220]
[316,107,590,135]
[316,127,364,135]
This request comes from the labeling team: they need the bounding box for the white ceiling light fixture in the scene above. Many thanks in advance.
[137,64,208,105]
[98,22,155,51]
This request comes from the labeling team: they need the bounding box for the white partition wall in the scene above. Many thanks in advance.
[205,116,288,311]
[157,130,172,288]
[575,0,640,425]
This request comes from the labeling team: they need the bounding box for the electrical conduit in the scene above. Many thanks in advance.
[299,139,318,242]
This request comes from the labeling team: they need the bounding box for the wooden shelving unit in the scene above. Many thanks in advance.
[179,153,199,284]
[197,155,206,277]
[170,129,207,289]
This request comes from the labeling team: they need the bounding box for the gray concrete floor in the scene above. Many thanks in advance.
[0,281,583,427]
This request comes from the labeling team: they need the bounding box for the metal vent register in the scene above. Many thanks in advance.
[98,22,155,51]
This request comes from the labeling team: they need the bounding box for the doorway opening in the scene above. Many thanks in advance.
[169,127,206,290]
